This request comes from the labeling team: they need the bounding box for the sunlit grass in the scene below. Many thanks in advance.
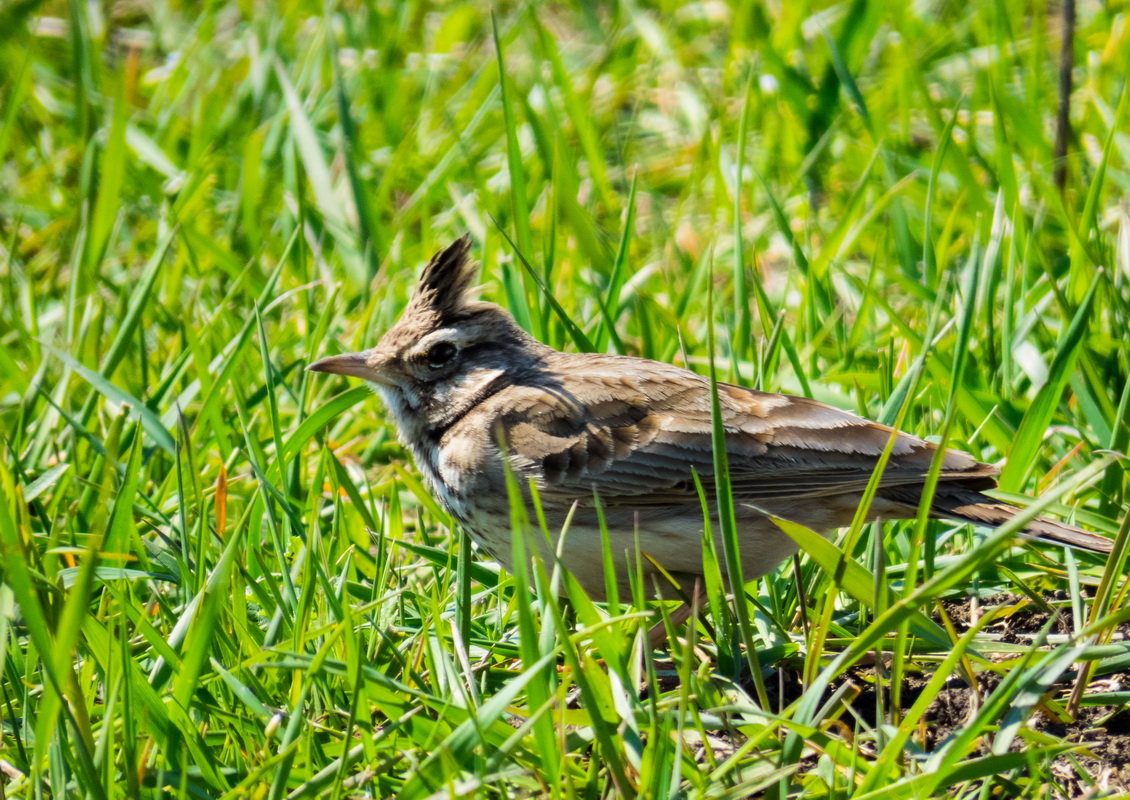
[1,1,1128,797]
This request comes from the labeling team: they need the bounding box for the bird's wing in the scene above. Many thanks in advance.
[492,359,997,508]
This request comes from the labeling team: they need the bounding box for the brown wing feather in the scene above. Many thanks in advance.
[485,355,1112,553]
[494,357,996,508]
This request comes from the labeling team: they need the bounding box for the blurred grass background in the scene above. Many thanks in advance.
[1,0,1128,797]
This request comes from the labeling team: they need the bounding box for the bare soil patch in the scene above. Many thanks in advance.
[749,592,1130,796]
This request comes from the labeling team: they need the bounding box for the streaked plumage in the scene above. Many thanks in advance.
[309,236,1112,599]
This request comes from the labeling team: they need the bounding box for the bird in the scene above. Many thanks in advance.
[308,236,1112,603]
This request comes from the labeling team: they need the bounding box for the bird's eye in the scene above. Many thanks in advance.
[426,341,458,368]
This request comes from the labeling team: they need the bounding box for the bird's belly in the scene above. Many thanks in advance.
[428,437,872,601]
[452,500,807,601]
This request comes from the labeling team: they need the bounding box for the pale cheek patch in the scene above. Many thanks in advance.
[428,367,506,409]
[462,367,506,395]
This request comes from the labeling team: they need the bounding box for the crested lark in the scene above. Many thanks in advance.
[309,236,1112,600]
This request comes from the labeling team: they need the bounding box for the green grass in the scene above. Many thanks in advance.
[1,1,1129,797]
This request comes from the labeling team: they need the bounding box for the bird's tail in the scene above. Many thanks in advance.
[932,490,1113,554]
[881,485,1113,554]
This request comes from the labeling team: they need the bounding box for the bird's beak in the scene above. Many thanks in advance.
[307,351,380,381]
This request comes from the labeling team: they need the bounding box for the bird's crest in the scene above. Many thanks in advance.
[406,235,477,320]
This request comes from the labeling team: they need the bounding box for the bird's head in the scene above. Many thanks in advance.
[307,236,548,441]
